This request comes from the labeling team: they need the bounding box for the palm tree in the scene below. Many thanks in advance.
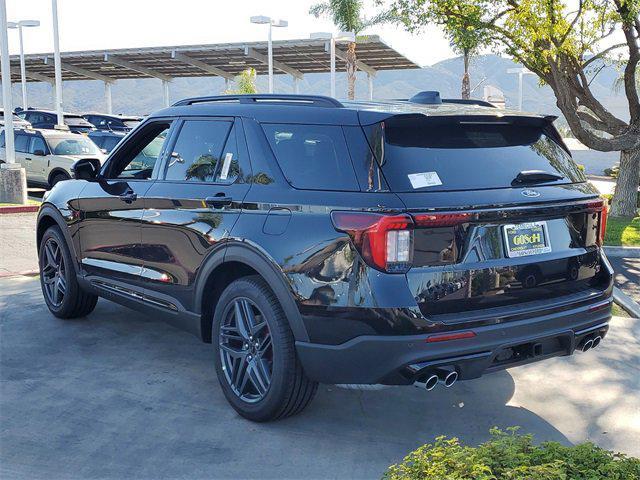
[310,0,386,99]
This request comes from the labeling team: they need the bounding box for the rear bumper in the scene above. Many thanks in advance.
[295,296,612,384]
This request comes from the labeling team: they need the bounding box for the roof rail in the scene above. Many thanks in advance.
[172,94,344,108]
[442,98,497,108]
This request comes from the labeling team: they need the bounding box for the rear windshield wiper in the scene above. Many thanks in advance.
[512,170,564,185]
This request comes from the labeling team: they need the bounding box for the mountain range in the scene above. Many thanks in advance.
[5,54,630,127]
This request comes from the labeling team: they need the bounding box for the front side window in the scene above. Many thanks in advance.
[47,136,101,156]
[165,120,234,183]
[30,137,47,155]
[262,123,359,191]
[106,122,171,180]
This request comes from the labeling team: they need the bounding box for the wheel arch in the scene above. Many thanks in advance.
[195,242,309,344]
[37,205,81,275]
[47,168,71,187]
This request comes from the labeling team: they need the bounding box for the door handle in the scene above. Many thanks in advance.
[205,194,233,209]
[119,192,137,204]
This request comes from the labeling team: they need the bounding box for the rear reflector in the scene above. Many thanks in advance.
[413,212,472,228]
[426,331,477,343]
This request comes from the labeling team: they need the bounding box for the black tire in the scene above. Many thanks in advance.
[49,172,70,189]
[39,226,98,319]
[212,275,318,422]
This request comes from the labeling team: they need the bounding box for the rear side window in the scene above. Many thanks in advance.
[262,124,358,191]
[365,116,586,192]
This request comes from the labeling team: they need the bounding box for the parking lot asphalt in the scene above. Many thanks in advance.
[1,276,639,479]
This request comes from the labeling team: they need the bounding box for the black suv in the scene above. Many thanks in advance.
[83,113,142,132]
[17,109,96,134]
[36,93,613,421]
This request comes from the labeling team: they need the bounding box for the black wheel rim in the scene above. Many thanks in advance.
[41,238,66,307]
[219,298,273,403]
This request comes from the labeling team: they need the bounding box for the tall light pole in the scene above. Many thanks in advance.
[507,67,534,111]
[311,31,355,98]
[8,19,40,110]
[51,0,64,128]
[250,15,287,94]
[0,0,15,165]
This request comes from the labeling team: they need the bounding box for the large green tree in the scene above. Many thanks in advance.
[391,0,640,217]
[310,0,387,99]
[392,2,488,98]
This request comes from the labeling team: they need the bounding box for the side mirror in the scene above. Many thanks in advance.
[71,158,101,181]
[33,149,46,156]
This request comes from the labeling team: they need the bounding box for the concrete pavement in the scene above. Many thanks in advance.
[1,276,639,479]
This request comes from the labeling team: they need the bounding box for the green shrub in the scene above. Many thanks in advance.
[384,427,640,480]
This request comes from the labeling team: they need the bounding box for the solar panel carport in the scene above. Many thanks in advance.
[5,35,419,112]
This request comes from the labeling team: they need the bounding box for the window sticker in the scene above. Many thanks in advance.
[408,171,442,189]
[220,152,233,180]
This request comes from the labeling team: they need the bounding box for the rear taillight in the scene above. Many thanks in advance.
[331,212,414,273]
[587,199,608,245]
[414,212,472,227]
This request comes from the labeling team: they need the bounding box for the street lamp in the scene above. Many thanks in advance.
[250,15,288,94]
[8,19,40,110]
[310,31,355,98]
[507,67,534,111]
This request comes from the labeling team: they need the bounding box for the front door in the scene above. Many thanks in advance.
[140,117,251,312]
[27,135,49,184]
[76,120,174,293]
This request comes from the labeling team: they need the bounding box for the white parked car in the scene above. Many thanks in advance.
[0,128,106,188]
[0,109,31,129]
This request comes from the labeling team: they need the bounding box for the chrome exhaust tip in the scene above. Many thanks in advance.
[581,339,594,352]
[591,335,602,349]
[414,374,439,391]
[435,367,458,388]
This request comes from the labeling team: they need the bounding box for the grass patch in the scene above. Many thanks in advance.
[612,302,631,318]
[604,216,640,247]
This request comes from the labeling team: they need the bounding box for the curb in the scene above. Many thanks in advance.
[603,246,640,258]
[613,286,640,318]
[0,269,39,279]
[0,205,39,215]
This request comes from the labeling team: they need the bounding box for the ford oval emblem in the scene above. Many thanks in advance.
[521,189,541,198]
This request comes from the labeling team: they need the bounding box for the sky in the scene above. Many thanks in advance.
[5,0,455,67]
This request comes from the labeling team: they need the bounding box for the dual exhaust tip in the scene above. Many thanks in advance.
[580,334,603,353]
[414,367,458,391]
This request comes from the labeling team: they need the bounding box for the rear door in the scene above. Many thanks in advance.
[140,117,251,312]
[362,114,610,317]
[13,133,32,178]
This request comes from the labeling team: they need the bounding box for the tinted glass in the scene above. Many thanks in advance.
[48,136,101,155]
[15,134,29,152]
[262,124,359,191]
[30,137,47,154]
[365,116,586,192]
[0,131,4,148]
[165,120,232,182]
[114,124,170,179]
[102,136,122,153]
[65,115,94,127]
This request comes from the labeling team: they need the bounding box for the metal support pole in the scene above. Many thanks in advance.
[267,23,273,93]
[0,0,15,163]
[104,82,112,114]
[51,0,64,127]
[368,73,373,100]
[330,38,336,98]
[17,25,28,109]
[518,71,523,111]
[292,76,299,94]
[162,80,170,107]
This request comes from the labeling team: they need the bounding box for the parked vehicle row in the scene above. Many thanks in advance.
[15,108,142,134]
[36,92,613,422]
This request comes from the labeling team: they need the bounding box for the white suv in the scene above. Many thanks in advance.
[0,128,106,188]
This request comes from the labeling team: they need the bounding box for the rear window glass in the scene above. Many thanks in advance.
[365,116,586,192]
[64,116,93,127]
[262,124,358,191]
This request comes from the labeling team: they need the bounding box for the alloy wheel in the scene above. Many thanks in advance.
[219,298,273,403]
[41,238,67,307]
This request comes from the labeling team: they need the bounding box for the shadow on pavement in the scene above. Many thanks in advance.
[3,277,637,479]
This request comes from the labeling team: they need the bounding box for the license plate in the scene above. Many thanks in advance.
[503,222,551,258]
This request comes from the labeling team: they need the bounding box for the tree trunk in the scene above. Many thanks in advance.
[346,42,357,100]
[462,51,471,100]
[610,148,640,218]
